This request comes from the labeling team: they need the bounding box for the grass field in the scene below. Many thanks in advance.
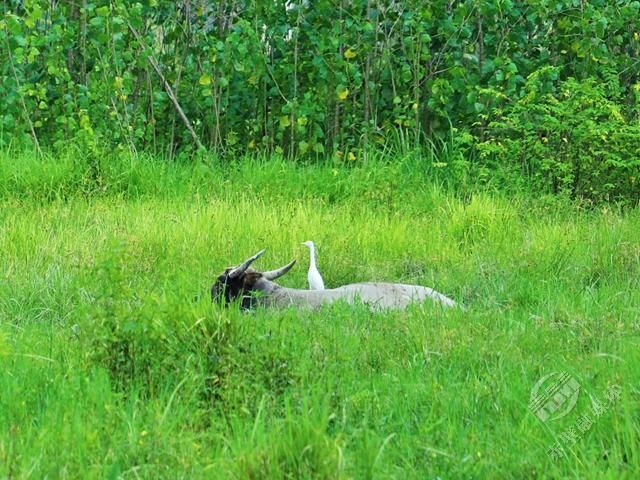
[1,152,639,478]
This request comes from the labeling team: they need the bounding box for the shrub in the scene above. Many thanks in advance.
[477,70,640,204]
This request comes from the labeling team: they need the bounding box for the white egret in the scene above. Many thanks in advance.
[302,241,325,290]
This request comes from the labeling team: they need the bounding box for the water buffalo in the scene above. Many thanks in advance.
[211,249,457,310]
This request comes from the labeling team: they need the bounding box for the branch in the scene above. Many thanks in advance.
[127,21,204,151]
[4,29,43,157]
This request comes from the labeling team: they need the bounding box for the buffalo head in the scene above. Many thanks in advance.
[211,249,296,308]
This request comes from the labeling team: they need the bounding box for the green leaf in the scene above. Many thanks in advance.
[199,74,212,86]
[337,87,349,101]
[6,14,22,36]
[279,115,291,129]
[89,17,104,27]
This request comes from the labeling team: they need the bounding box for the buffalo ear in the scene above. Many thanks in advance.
[242,271,263,289]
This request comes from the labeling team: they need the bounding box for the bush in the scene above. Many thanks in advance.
[477,69,640,204]
[82,244,233,400]
[2,1,639,163]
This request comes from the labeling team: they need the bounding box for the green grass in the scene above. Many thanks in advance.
[1,151,639,478]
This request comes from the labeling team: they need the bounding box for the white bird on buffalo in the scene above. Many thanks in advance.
[302,240,325,290]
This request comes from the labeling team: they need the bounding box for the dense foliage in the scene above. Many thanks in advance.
[1,0,639,201]
[477,68,640,201]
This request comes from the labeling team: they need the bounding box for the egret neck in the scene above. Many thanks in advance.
[302,241,325,290]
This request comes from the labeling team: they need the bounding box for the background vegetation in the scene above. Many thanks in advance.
[2,0,640,202]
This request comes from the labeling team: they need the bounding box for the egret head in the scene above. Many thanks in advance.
[302,240,315,249]
[211,249,296,308]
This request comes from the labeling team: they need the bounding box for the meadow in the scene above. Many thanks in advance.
[1,151,639,479]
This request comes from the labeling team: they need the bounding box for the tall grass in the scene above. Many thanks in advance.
[1,151,638,478]
[0,143,544,205]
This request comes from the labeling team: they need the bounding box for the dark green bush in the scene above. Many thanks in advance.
[83,245,233,397]
[2,1,639,159]
[477,69,640,203]
[2,1,639,202]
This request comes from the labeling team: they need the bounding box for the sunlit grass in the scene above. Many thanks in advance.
[0,152,638,478]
